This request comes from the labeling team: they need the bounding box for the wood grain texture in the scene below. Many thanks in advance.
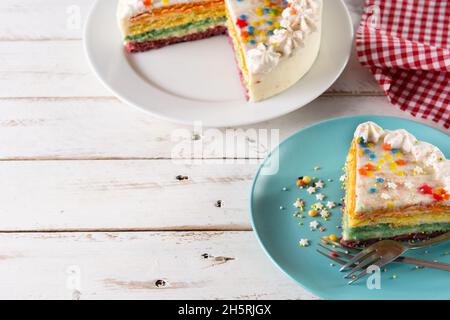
[0,231,316,300]
[0,96,440,161]
[0,160,255,231]
[0,0,381,97]
[0,0,445,300]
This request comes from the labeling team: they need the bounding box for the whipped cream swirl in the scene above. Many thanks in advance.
[354,121,384,143]
[249,0,321,69]
[269,28,305,56]
[247,44,281,74]
[384,129,417,153]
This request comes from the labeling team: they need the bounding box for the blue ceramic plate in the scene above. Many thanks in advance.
[250,116,450,300]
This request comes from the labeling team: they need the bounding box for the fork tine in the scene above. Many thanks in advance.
[344,255,380,279]
[320,237,360,253]
[316,249,347,265]
[339,248,376,272]
[318,244,354,260]
[347,268,371,285]
[347,260,383,285]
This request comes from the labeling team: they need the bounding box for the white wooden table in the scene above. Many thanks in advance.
[0,0,445,300]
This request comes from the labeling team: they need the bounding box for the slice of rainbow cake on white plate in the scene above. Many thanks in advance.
[117,0,323,102]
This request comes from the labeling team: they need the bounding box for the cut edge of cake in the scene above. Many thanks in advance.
[117,0,227,53]
[340,121,450,246]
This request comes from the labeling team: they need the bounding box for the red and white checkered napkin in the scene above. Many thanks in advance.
[356,0,450,129]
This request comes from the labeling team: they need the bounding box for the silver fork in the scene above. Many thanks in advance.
[317,237,450,284]
[339,232,450,284]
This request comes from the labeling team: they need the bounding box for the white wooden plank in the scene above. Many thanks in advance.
[0,160,255,231]
[0,0,92,40]
[0,41,110,98]
[0,96,442,160]
[0,231,316,300]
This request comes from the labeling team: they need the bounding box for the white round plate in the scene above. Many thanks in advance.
[84,0,353,127]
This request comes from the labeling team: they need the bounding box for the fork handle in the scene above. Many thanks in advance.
[407,232,450,249]
[397,257,450,271]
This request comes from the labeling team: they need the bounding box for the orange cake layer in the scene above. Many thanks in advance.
[129,0,224,22]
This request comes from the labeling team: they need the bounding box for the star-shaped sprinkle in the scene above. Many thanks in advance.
[315,180,324,188]
[387,182,397,190]
[316,193,325,201]
[339,175,346,182]
[307,186,316,194]
[320,209,330,219]
[326,201,336,209]
[413,166,424,175]
[404,181,414,189]
[312,202,324,210]
[293,198,305,209]
[299,239,310,247]
[381,193,391,200]
[309,220,320,230]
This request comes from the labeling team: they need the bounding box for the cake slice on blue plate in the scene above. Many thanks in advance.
[341,122,450,246]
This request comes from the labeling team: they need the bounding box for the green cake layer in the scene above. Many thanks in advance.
[342,213,450,241]
[125,17,226,42]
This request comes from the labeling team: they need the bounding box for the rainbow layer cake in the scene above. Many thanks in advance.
[117,0,323,102]
[341,122,450,246]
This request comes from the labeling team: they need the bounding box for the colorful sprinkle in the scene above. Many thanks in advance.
[418,184,433,195]
[395,159,407,166]
[236,18,247,28]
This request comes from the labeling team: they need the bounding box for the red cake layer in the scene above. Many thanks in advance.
[125,26,227,53]
[340,231,446,248]
[226,34,249,100]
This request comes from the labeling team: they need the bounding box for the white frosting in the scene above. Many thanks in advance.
[269,28,304,56]
[353,121,384,143]
[280,0,319,33]
[434,160,450,192]
[384,129,417,153]
[230,0,322,74]
[247,44,281,74]
[354,121,450,199]
[412,141,446,167]
[118,0,146,19]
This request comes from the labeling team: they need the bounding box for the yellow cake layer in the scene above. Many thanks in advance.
[225,8,249,83]
[348,211,450,228]
[344,140,357,219]
[344,139,450,228]
[128,6,225,36]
